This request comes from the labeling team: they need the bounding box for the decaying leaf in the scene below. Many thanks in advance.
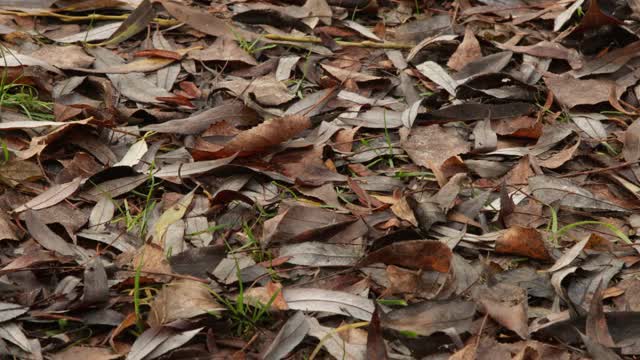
[359,240,452,273]
[148,280,222,326]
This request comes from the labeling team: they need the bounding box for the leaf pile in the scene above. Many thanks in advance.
[0,0,640,359]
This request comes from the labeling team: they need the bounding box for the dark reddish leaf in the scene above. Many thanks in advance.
[134,49,183,60]
[367,305,388,360]
[495,226,552,261]
[359,240,452,273]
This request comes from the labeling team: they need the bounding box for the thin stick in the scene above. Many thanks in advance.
[0,9,178,26]
[264,34,413,49]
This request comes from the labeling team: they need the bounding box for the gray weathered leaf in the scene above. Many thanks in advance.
[114,139,148,167]
[0,322,31,352]
[83,257,109,304]
[142,102,256,134]
[528,175,628,212]
[264,312,309,360]
[126,327,172,360]
[401,99,422,129]
[24,211,76,256]
[80,174,148,202]
[279,241,364,267]
[145,327,203,359]
[87,47,173,103]
[416,61,457,96]
[307,317,366,360]
[0,51,62,74]
[88,195,115,231]
[14,177,82,213]
[50,22,122,43]
[0,302,28,323]
[283,288,373,321]
[554,0,585,31]
[152,156,236,179]
[381,300,476,336]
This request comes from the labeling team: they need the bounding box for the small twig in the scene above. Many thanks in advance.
[264,34,413,49]
[0,9,178,26]
[558,160,640,178]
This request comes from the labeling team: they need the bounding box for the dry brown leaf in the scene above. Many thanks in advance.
[359,240,452,273]
[195,114,310,159]
[544,75,613,108]
[148,279,222,327]
[447,27,482,71]
[495,226,551,261]
[401,125,470,184]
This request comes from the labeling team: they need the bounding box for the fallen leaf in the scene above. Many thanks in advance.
[197,114,310,159]
[416,61,457,96]
[148,280,222,326]
[188,37,256,65]
[380,299,475,336]
[283,288,373,320]
[367,305,388,360]
[495,226,552,261]
[151,188,195,246]
[447,27,482,71]
[586,280,615,347]
[263,311,310,360]
[96,0,154,46]
[358,240,452,273]
[159,0,251,39]
[23,211,76,256]
[262,205,355,246]
[476,283,529,339]
[544,75,613,108]
[51,346,120,360]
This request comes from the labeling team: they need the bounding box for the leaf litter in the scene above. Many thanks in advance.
[1,0,640,359]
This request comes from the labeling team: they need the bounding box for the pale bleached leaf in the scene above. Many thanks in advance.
[415,61,457,96]
[14,177,82,213]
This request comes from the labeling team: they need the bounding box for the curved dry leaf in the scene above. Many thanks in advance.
[367,305,388,360]
[544,76,613,108]
[145,327,203,359]
[546,237,589,272]
[263,312,309,360]
[401,124,470,182]
[415,61,457,96]
[148,280,221,327]
[447,27,482,71]
[0,322,32,353]
[80,174,148,202]
[188,37,257,65]
[126,327,172,360]
[624,118,640,162]
[14,177,82,213]
[142,101,257,135]
[0,303,28,323]
[359,240,452,273]
[495,226,551,261]
[307,316,367,360]
[151,188,195,246]
[159,0,252,39]
[96,0,153,46]
[30,44,94,69]
[283,288,374,321]
[205,114,310,158]
[24,211,76,256]
[528,175,628,212]
[51,346,120,360]
[554,0,585,31]
[50,21,123,43]
[380,300,475,337]
[0,51,63,74]
[476,283,529,339]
